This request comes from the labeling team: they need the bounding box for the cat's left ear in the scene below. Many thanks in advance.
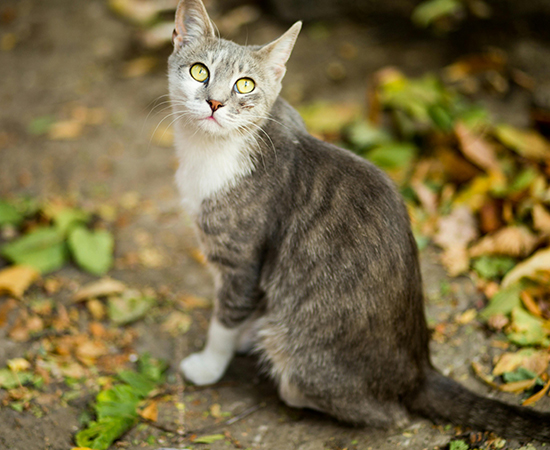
[258,21,302,80]
[173,0,216,48]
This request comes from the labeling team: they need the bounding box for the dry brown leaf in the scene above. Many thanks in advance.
[139,400,159,422]
[440,245,470,277]
[87,299,106,320]
[0,298,18,328]
[434,206,478,250]
[521,291,542,317]
[523,378,550,406]
[0,265,40,298]
[209,403,222,419]
[502,247,550,287]
[455,122,500,172]
[469,225,538,258]
[73,277,127,302]
[499,378,538,393]
[533,204,550,234]
[456,308,477,325]
[471,361,499,389]
[161,311,192,336]
[189,248,208,266]
[48,120,84,140]
[76,340,108,365]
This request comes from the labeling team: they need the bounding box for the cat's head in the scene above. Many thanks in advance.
[168,0,301,139]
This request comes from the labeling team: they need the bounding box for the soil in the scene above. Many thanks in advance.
[1,0,550,449]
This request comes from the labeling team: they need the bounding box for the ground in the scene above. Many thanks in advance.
[1,0,550,449]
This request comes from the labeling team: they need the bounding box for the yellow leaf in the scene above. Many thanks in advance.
[523,378,550,406]
[7,358,30,372]
[499,378,537,393]
[0,265,39,298]
[533,204,550,234]
[502,247,550,287]
[456,308,477,325]
[495,124,550,161]
[493,350,549,376]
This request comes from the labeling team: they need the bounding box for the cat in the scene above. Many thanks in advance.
[168,0,550,441]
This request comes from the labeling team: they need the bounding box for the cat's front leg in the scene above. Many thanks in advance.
[180,316,242,385]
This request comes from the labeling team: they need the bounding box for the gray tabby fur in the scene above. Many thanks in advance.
[168,0,550,440]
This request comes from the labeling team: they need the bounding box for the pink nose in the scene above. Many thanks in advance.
[207,99,223,112]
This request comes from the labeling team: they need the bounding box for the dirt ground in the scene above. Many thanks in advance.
[1,0,550,449]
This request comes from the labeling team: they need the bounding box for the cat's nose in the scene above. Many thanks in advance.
[207,99,224,112]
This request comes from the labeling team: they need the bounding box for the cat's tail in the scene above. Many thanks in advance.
[405,368,550,441]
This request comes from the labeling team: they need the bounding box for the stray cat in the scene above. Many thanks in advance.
[168,0,550,441]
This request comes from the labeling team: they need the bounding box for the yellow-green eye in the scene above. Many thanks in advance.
[235,78,255,94]
[190,63,209,82]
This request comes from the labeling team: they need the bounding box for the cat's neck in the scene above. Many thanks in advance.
[173,122,256,216]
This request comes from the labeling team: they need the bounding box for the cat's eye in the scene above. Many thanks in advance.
[235,78,255,94]
[190,63,209,82]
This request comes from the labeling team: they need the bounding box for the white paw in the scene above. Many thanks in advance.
[180,352,225,385]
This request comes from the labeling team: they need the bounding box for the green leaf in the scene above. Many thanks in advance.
[0,369,34,390]
[108,292,155,325]
[194,434,226,444]
[508,167,538,195]
[51,207,90,235]
[502,366,538,383]
[75,416,136,450]
[0,201,24,226]
[27,116,55,135]
[346,121,391,151]
[506,306,550,347]
[472,255,516,280]
[117,370,156,398]
[480,283,522,320]
[95,384,140,420]
[365,142,417,170]
[138,353,167,383]
[68,226,114,275]
[412,0,464,27]
[1,227,67,273]
[449,439,469,450]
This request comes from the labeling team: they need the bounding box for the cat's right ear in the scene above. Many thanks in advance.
[173,0,216,48]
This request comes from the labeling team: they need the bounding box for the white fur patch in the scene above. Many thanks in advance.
[180,317,240,385]
[174,126,254,216]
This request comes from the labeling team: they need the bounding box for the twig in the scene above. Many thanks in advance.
[141,402,266,439]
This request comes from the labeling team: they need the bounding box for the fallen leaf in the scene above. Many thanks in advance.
[139,400,158,422]
[7,358,31,372]
[73,278,127,302]
[434,206,478,250]
[493,349,549,376]
[499,378,538,393]
[48,120,84,140]
[469,226,539,258]
[533,204,550,234]
[0,298,18,328]
[471,361,499,389]
[68,226,114,275]
[455,122,500,172]
[298,101,361,136]
[161,311,191,335]
[502,247,550,287]
[494,124,550,161]
[1,227,67,274]
[506,306,550,347]
[193,434,226,444]
[456,308,477,325]
[0,200,24,226]
[108,290,156,325]
[523,378,550,406]
[440,245,470,276]
[189,248,207,266]
[87,299,106,320]
[472,255,516,280]
[521,291,542,317]
[480,283,522,320]
[0,265,39,298]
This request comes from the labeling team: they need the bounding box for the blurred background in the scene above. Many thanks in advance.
[1,1,550,449]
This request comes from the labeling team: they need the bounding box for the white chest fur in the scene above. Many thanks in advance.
[174,127,254,216]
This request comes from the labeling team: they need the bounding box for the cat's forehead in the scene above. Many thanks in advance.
[177,38,260,72]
